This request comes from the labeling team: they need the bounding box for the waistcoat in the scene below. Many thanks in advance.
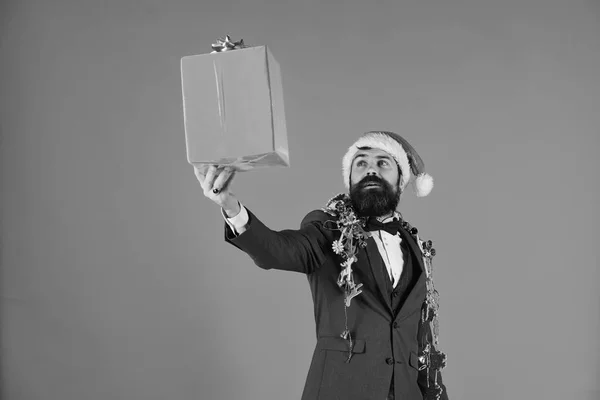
[382,229,421,315]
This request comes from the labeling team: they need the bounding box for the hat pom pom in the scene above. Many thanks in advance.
[414,173,434,197]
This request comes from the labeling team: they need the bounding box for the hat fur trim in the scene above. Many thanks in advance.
[414,173,434,197]
[342,132,411,190]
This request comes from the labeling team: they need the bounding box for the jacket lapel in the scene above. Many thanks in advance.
[363,237,393,314]
[395,227,427,321]
[399,227,425,275]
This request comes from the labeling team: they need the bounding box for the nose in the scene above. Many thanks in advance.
[366,165,379,176]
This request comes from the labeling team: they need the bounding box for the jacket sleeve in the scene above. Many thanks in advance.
[417,309,450,400]
[223,207,336,274]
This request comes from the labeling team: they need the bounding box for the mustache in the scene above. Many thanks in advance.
[359,176,385,186]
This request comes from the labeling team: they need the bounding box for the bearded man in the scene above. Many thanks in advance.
[195,131,449,400]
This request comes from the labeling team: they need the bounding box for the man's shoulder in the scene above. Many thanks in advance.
[300,209,334,229]
[299,193,348,229]
[300,193,350,227]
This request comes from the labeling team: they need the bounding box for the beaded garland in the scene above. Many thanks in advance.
[321,193,447,399]
[409,220,448,400]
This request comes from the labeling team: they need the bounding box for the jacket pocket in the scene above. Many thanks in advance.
[318,336,366,353]
[315,337,368,400]
[409,351,420,370]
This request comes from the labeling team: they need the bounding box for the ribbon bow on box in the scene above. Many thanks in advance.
[211,35,248,52]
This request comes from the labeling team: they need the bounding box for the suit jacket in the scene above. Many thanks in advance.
[224,208,449,400]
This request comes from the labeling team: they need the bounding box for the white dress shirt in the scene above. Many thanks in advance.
[222,204,405,288]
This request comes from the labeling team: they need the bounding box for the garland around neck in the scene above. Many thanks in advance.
[320,193,434,306]
[321,193,369,307]
[320,193,447,395]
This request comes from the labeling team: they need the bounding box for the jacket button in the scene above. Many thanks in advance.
[393,322,399,329]
[386,357,394,365]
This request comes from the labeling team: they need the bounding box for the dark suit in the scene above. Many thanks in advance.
[225,208,449,400]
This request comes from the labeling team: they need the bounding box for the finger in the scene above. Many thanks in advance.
[212,167,235,192]
[194,166,207,188]
[203,165,220,195]
[194,163,210,176]
[222,169,236,192]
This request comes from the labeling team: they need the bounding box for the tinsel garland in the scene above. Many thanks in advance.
[321,193,447,399]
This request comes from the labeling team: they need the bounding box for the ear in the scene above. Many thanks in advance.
[396,162,402,185]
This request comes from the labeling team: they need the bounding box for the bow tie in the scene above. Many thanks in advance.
[364,217,402,235]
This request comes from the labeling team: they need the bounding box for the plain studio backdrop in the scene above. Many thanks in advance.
[1,0,599,399]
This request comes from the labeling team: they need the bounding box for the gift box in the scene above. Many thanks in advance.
[181,44,289,172]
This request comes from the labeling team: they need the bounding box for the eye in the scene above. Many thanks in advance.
[356,160,366,167]
[378,160,390,167]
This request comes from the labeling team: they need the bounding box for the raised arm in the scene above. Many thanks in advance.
[194,165,336,274]
[224,206,335,274]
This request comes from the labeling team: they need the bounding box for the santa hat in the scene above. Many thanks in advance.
[342,131,434,197]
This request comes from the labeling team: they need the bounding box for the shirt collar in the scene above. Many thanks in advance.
[375,211,401,223]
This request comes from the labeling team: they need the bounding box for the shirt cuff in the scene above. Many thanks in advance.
[221,202,249,235]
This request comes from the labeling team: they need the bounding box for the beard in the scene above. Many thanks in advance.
[349,175,401,217]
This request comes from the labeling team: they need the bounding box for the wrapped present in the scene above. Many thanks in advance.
[181,36,289,172]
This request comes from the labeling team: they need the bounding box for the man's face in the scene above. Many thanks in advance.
[349,148,401,217]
